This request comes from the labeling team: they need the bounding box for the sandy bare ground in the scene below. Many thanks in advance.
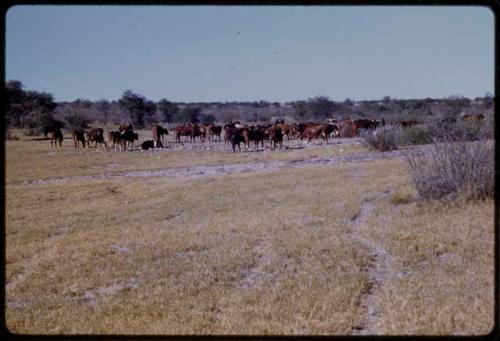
[11,148,409,186]
[11,135,427,186]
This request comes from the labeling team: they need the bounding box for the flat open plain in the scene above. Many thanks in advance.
[5,129,494,335]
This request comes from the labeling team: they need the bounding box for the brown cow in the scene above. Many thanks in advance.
[72,130,86,148]
[152,124,169,147]
[86,128,106,148]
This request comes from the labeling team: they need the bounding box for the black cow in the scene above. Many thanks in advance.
[43,125,64,147]
[227,126,245,152]
[142,140,163,150]
[72,130,86,148]
[86,128,106,148]
[121,130,139,150]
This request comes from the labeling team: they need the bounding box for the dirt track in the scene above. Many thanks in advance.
[12,147,408,186]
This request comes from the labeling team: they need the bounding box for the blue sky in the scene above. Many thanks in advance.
[6,5,494,102]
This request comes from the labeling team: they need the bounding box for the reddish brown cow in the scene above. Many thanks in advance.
[399,120,418,128]
[302,124,323,143]
[462,114,485,121]
[208,125,223,142]
[118,123,133,133]
[336,119,358,137]
[276,122,296,140]
[175,124,193,143]
[192,124,205,143]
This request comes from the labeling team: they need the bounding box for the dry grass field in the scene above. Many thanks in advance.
[5,129,494,335]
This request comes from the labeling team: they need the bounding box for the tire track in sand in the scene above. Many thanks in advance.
[9,149,406,186]
[347,170,394,335]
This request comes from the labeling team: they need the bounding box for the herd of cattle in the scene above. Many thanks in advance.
[41,114,485,152]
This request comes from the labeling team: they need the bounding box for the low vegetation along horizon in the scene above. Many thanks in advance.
[5,119,494,335]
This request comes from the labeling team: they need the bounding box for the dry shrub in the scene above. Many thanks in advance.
[389,191,414,205]
[22,129,41,137]
[6,131,20,141]
[426,119,487,142]
[404,139,494,201]
[361,126,399,152]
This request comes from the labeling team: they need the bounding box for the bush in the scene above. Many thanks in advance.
[361,126,399,151]
[398,125,431,146]
[404,139,494,201]
[6,130,20,140]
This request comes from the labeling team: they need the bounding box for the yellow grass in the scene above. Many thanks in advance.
[5,137,494,335]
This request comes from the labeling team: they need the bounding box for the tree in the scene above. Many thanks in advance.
[6,80,58,129]
[201,113,216,124]
[344,98,354,106]
[6,80,28,127]
[292,100,312,121]
[96,99,111,129]
[24,112,64,133]
[178,107,201,123]
[29,91,57,113]
[157,99,179,123]
[73,98,93,109]
[118,90,156,127]
[65,113,92,131]
[308,96,336,120]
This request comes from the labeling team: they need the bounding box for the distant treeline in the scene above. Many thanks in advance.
[5,80,494,132]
